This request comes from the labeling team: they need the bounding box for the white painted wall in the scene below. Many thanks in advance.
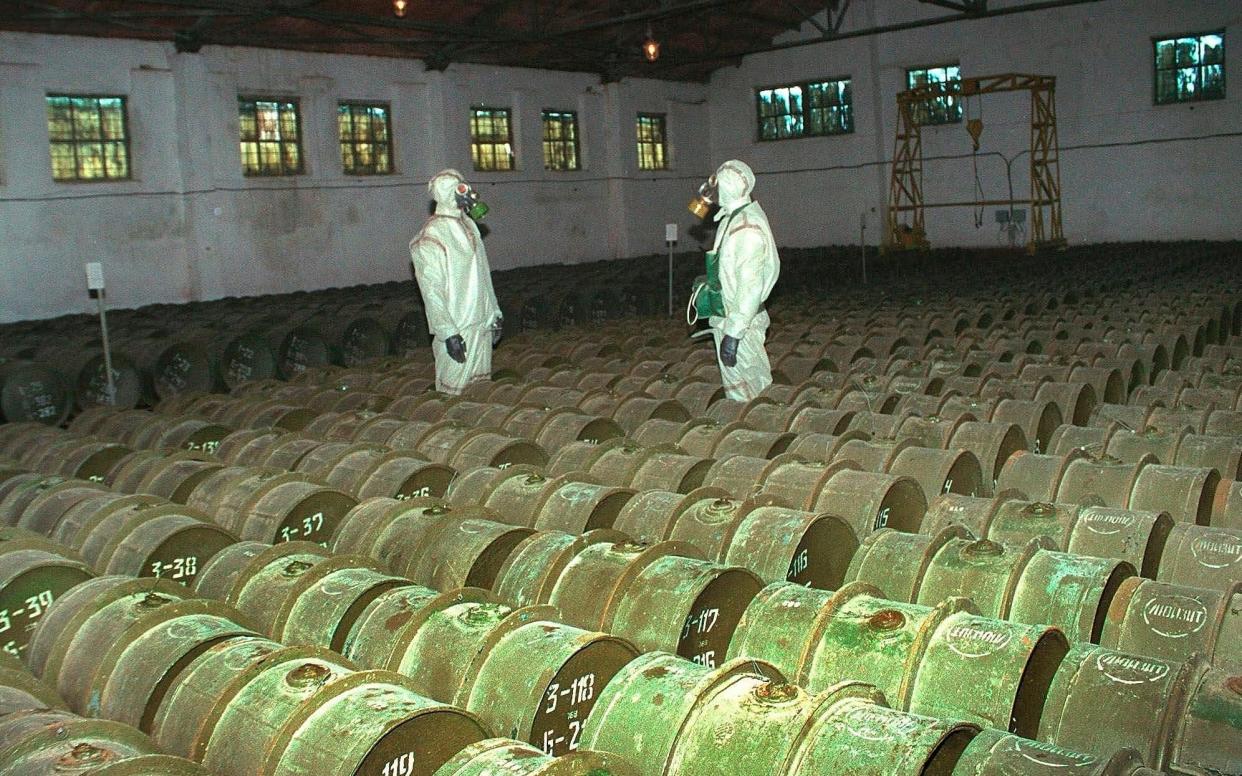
[0,32,711,322]
[707,0,1241,250]
[2,2,1238,323]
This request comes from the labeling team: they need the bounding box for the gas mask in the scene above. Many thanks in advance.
[454,182,489,221]
[687,175,718,219]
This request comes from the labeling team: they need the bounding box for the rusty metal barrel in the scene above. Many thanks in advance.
[267,555,407,651]
[1039,643,1205,771]
[844,526,968,603]
[607,554,763,663]
[492,530,627,609]
[1128,463,1221,525]
[1170,666,1242,776]
[916,536,1048,618]
[1009,549,1136,644]
[812,466,928,537]
[0,537,94,660]
[407,517,535,591]
[955,727,1150,776]
[723,503,857,589]
[1157,523,1242,591]
[1100,577,1240,666]
[434,738,637,774]
[193,541,330,628]
[577,652,785,775]
[0,710,210,775]
[533,477,637,533]
[783,682,981,775]
[997,449,1084,502]
[341,585,495,671]
[463,620,639,755]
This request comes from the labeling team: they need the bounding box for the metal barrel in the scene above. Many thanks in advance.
[492,530,627,609]
[888,446,986,500]
[723,504,857,589]
[342,585,493,671]
[627,449,715,493]
[1128,464,1221,525]
[51,493,164,552]
[0,712,207,776]
[94,506,237,587]
[812,467,928,537]
[356,455,455,501]
[547,540,703,632]
[463,620,639,755]
[845,526,968,603]
[997,449,1082,501]
[91,599,257,730]
[1157,523,1242,591]
[784,682,981,775]
[385,600,552,703]
[407,518,535,591]
[642,490,744,562]
[268,556,407,651]
[0,542,95,660]
[949,420,1029,487]
[1038,643,1205,770]
[909,610,1069,735]
[577,652,784,776]
[134,458,226,504]
[434,738,636,775]
[1055,453,1155,509]
[1008,549,1135,644]
[1175,434,1242,480]
[1169,666,1242,776]
[608,554,763,662]
[24,576,193,711]
[954,727,1150,776]
[0,360,72,426]
[920,492,1013,538]
[191,540,328,624]
[1099,576,1240,666]
[533,478,636,533]
[234,479,357,545]
[12,481,109,536]
[917,536,1049,618]
[476,469,557,527]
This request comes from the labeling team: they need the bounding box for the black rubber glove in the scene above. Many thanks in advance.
[719,335,739,368]
[444,334,467,364]
[492,316,503,347]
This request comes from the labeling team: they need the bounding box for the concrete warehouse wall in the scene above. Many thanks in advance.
[2,1,1239,322]
[707,0,1241,250]
[0,33,711,322]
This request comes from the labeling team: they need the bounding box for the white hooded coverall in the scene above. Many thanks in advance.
[707,160,780,401]
[409,170,501,395]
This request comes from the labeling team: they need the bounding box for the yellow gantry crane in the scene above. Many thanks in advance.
[884,73,1067,254]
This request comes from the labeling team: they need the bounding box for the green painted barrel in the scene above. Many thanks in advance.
[464,620,639,755]
[0,361,72,426]
[577,652,783,776]
[493,530,627,609]
[784,682,980,775]
[1169,666,1242,776]
[0,546,95,660]
[1039,643,1204,770]
[917,536,1050,618]
[433,738,637,775]
[954,727,1149,776]
[723,505,857,589]
[1009,550,1135,644]
[342,586,493,671]
[845,526,968,603]
[1156,523,1242,592]
[1100,577,1239,666]
[270,557,407,652]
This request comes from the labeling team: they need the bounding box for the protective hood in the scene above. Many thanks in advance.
[429,169,466,210]
[714,160,755,215]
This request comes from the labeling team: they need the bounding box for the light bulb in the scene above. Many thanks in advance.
[393,0,407,18]
[643,37,660,62]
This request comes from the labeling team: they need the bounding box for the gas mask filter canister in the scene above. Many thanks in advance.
[687,175,717,219]
[455,182,489,221]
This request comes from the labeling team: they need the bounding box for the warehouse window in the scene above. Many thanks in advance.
[338,102,393,175]
[757,78,853,140]
[471,107,515,171]
[907,64,962,125]
[46,95,131,182]
[542,110,581,171]
[1155,32,1225,104]
[239,97,304,176]
[636,113,668,170]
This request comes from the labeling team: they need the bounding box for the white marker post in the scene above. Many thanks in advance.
[859,212,868,285]
[84,262,116,406]
[665,223,678,316]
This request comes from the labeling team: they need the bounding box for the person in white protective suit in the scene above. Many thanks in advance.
[690,160,780,401]
[409,169,502,395]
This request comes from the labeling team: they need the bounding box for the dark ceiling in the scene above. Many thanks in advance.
[0,1,1103,81]
[0,0,835,82]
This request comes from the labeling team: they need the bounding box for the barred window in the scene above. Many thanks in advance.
[339,102,393,175]
[542,110,581,171]
[1155,32,1225,104]
[636,113,668,170]
[907,64,962,125]
[470,107,515,171]
[46,95,131,182]
[757,78,853,141]
[239,97,303,176]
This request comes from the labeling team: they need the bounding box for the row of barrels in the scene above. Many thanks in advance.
[0,463,1226,775]
[3,243,1235,422]
[2,417,1242,769]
